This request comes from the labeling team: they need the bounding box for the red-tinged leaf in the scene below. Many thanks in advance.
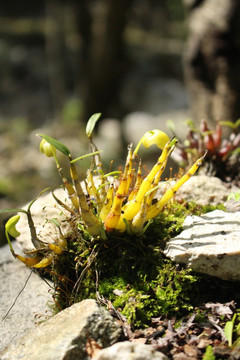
[213,122,222,148]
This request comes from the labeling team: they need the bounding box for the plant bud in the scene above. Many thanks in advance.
[39,139,56,157]
[134,129,170,155]
[6,215,21,237]
[142,130,170,149]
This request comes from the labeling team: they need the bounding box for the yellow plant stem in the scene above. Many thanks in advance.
[128,160,143,201]
[146,143,176,207]
[104,146,133,231]
[86,169,100,208]
[70,162,102,236]
[63,178,80,211]
[124,145,133,195]
[146,153,206,220]
[89,136,106,205]
[48,243,63,255]
[104,176,127,231]
[52,151,80,211]
[100,184,114,222]
[115,138,177,231]
[56,164,79,212]
[131,196,148,234]
[16,254,41,267]
[34,254,53,268]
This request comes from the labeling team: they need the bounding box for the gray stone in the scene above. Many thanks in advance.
[164,210,240,281]
[95,341,168,360]
[0,242,52,351]
[1,299,122,360]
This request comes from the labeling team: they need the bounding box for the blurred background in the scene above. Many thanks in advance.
[0,0,240,231]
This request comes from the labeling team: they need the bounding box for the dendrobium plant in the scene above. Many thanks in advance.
[4,113,206,269]
[171,119,240,182]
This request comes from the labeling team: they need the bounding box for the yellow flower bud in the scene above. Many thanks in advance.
[134,129,170,155]
[142,130,170,149]
[6,215,21,237]
[39,139,56,157]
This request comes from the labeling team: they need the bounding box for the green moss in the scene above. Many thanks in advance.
[50,200,228,328]
[102,262,198,328]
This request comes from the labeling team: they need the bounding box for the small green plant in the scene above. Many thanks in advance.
[224,313,237,347]
[224,311,240,347]
[2,113,209,326]
[228,189,240,202]
[202,345,215,360]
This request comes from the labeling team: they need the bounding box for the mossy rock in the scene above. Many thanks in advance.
[50,201,230,328]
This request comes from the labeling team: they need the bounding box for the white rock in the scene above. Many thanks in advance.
[95,341,168,360]
[16,188,72,251]
[164,210,240,281]
[0,299,122,360]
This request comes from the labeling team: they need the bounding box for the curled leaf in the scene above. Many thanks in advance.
[142,129,169,148]
[5,215,21,237]
[134,129,170,155]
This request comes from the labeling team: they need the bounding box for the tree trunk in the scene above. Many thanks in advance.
[73,0,133,122]
[45,0,66,121]
[183,0,240,127]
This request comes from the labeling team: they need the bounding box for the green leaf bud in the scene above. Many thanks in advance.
[86,113,101,137]
[6,215,21,237]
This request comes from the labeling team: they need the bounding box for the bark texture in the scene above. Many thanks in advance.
[183,0,240,126]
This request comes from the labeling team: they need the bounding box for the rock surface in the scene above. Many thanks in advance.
[0,299,122,360]
[0,242,52,351]
[94,341,168,360]
[164,210,240,281]
[16,188,71,252]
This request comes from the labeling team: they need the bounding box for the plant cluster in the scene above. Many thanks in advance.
[170,119,240,184]
[3,113,209,327]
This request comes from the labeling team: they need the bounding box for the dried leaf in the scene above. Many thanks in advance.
[184,344,198,357]
[205,302,234,318]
